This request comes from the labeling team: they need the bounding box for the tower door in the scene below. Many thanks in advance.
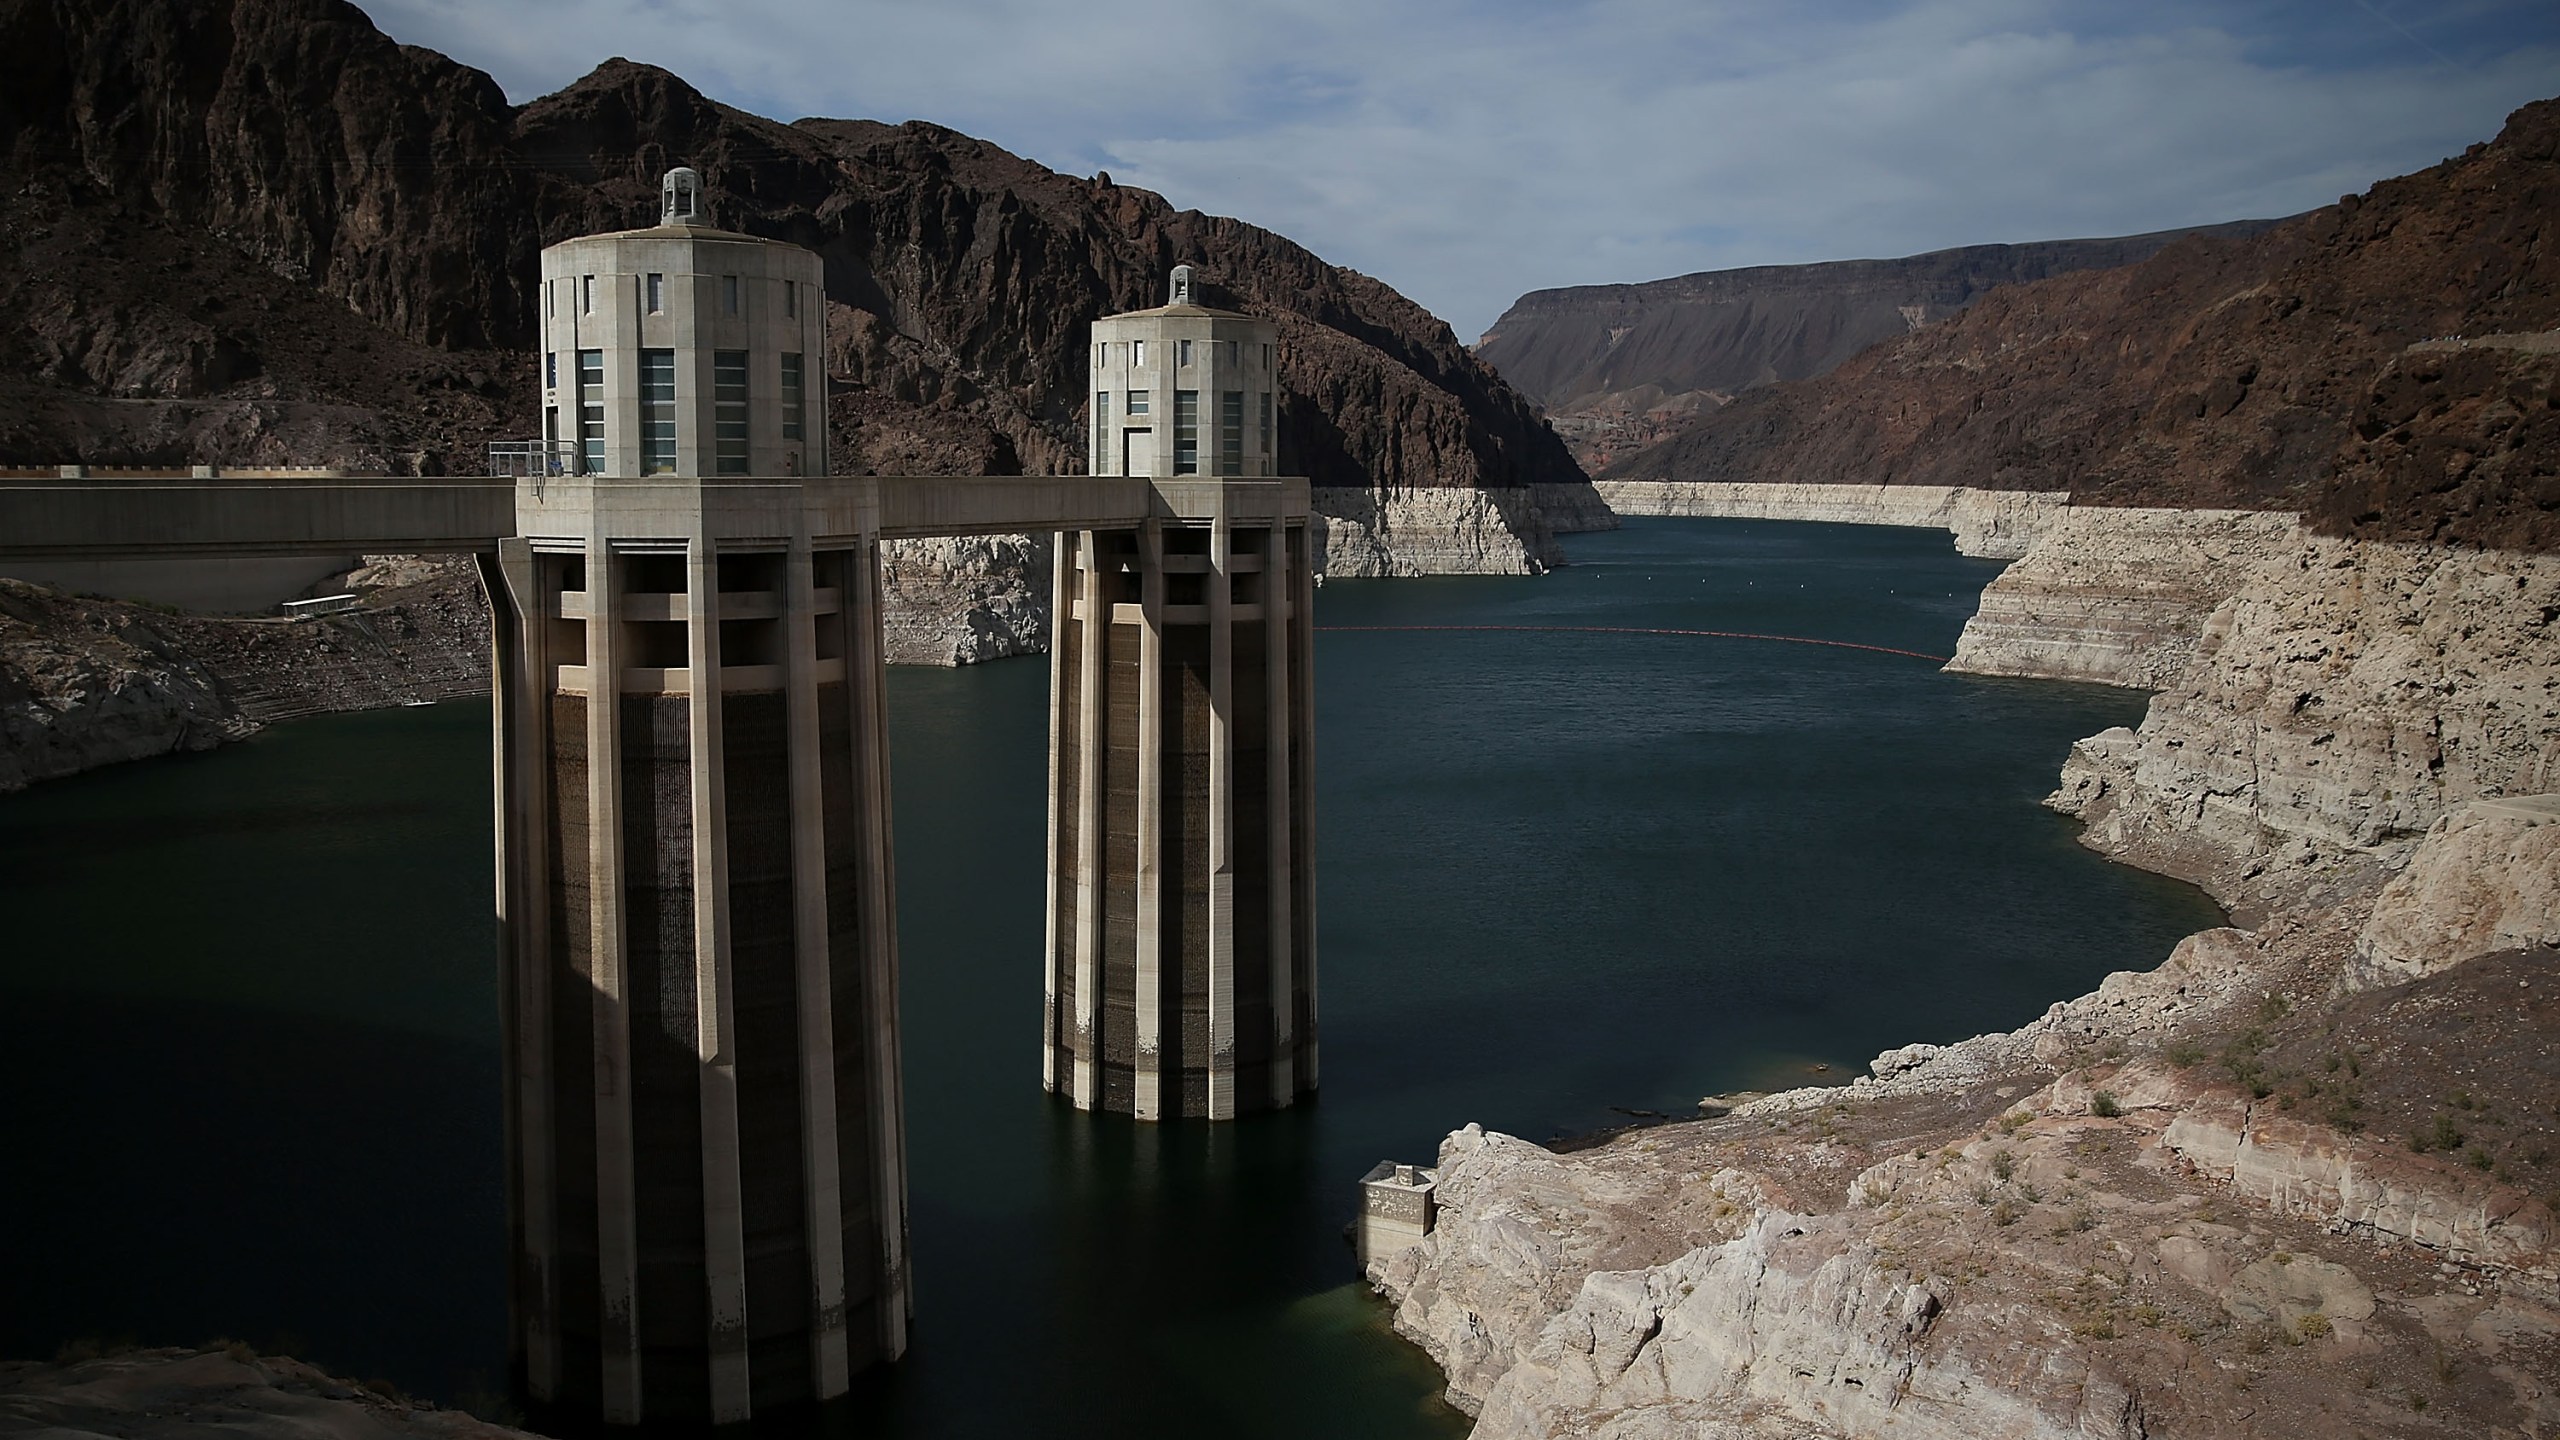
[1122,427,1154,478]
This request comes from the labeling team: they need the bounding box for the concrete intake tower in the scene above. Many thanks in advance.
[491,168,900,1424]
[1050,265,1318,1118]
[487,184,1317,1419]
[0,170,1320,1428]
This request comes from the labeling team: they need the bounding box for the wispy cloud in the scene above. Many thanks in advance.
[361,0,2560,340]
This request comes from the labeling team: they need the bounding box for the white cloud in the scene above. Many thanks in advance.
[361,0,2560,340]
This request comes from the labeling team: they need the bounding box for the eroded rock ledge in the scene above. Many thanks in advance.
[1370,500,2560,1439]
[1590,480,2068,559]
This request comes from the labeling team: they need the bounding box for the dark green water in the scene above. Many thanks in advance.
[0,518,2221,1435]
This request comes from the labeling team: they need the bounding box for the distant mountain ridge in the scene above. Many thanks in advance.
[0,0,1584,498]
[1478,222,2283,471]
[1600,98,2560,552]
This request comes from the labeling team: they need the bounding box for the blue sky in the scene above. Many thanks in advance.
[365,0,2560,341]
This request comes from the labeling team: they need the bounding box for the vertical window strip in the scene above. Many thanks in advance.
[781,352,805,442]
[714,349,749,475]
[1173,389,1199,475]
[577,349,605,475]
[1094,390,1111,474]
[1219,391,1243,476]
[646,272,663,313]
[641,348,677,474]
[785,279,797,318]
[723,275,739,315]
[1259,391,1273,456]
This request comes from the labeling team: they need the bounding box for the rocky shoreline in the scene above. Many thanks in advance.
[0,558,489,794]
[1368,491,2560,1438]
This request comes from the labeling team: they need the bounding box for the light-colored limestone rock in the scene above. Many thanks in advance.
[2221,1253,2375,1328]
[1946,508,2302,689]
[1471,1210,2147,1440]
[1589,480,2069,559]
[2350,795,2560,989]
[1531,480,1621,535]
[876,533,1051,666]
[1370,1124,1772,1416]
[1309,485,1561,577]
[2049,538,2560,888]
[2162,1099,2559,1275]
[0,579,243,792]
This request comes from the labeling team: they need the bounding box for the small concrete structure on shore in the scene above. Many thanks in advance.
[1357,1161,1439,1266]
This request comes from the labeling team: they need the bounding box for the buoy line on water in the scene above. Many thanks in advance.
[1313,623,1952,664]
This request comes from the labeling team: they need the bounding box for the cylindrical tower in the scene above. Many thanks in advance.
[487,170,903,1428]
[536,167,826,480]
[1046,272,1316,1120]
[1087,266,1281,480]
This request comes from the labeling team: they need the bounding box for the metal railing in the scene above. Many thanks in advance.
[485,439,582,479]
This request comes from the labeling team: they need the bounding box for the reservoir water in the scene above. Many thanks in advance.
[0,518,2222,1436]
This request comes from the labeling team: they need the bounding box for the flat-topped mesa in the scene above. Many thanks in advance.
[1047,268,1320,1120]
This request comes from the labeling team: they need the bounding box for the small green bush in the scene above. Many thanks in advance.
[2090,1090,2122,1118]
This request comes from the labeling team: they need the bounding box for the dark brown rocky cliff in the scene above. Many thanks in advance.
[1603,98,2560,552]
[0,0,1585,494]
[1478,222,2280,472]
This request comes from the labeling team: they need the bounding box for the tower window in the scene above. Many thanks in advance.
[645,273,664,313]
[1219,391,1243,476]
[640,348,677,474]
[576,349,604,475]
[723,275,739,315]
[785,279,797,318]
[714,350,749,475]
[1178,338,1193,367]
[1127,389,1149,417]
[1094,391,1111,474]
[1227,340,1239,366]
[1173,390,1198,475]
[1132,339,1145,368]
[1259,391,1273,456]
[1262,343,1273,369]
[581,275,594,314]
[781,352,805,442]
[545,352,556,389]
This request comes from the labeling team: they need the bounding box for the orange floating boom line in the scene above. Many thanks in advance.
[1313,624,1951,664]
